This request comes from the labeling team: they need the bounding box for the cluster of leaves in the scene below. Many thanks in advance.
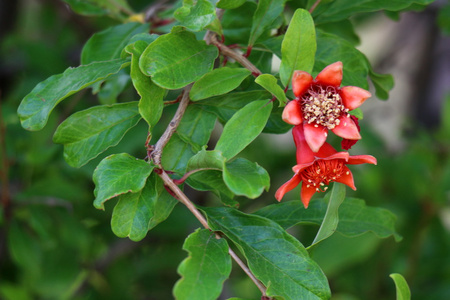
[3,0,445,299]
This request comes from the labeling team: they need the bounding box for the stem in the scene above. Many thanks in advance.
[158,170,268,297]
[151,84,192,167]
[209,34,262,76]
[150,16,268,297]
[309,0,321,13]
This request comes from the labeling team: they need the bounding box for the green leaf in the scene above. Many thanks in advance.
[111,173,177,241]
[248,0,286,47]
[221,2,256,45]
[177,105,217,150]
[438,4,450,35]
[81,22,149,64]
[349,107,364,119]
[18,59,130,131]
[195,90,271,122]
[280,8,316,87]
[313,0,435,24]
[390,273,411,300]
[202,207,331,300]
[190,68,251,101]
[264,105,292,134]
[174,0,216,32]
[53,102,141,168]
[255,74,288,106]
[93,153,154,210]
[315,30,368,88]
[139,29,218,89]
[255,197,402,241]
[217,0,246,9]
[187,170,238,207]
[215,99,272,160]
[62,0,108,16]
[316,20,360,46]
[223,158,270,199]
[162,106,216,172]
[96,71,130,104]
[187,148,226,171]
[126,40,165,129]
[311,183,346,247]
[369,67,394,100]
[173,229,231,300]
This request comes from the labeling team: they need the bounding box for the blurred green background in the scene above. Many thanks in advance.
[1,0,449,299]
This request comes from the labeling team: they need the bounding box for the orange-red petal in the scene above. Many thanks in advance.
[303,123,328,153]
[335,166,356,190]
[315,61,343,87]
[347,155,377,165]
[300,183,316,208]
[331,114,361,140]
[340,86,372,110]
[275,174,302,202]
[292,71,313,98]
[282,100,303,125]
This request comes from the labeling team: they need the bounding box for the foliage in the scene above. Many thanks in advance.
[1,0,449,299]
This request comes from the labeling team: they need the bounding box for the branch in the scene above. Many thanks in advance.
[209,34,262,76]
[309,0,321,13]
[158,170,268,297]
[151,84,192,167]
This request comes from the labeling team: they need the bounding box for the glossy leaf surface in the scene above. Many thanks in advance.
[81,22,149,64]
[255,198,402,241]
[215,99,272,160]
[280,8,316,87]
[53,102,141,168]
[111,173,177,241]
[223,158,270,199]
[255,74,288,105]
[174,0,216,32]
[126,40,165,129]
[93,153,153,210]
[18,59,130,131]
[173,229,231,300]
[249,0,285,47]
[203,207,331,300]
[190,68,251,101]
[139,29,218,89]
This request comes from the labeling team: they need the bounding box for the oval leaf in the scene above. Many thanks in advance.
[53,102,141,168]
[190,67,251,101]
[255,74,288,106]
[255,197,402,241]
[126,40,165,129]
[217,0,246,9]
[18,59,130,131]
[215,99,272,160]
[173,229,231,300]
[139,29,218,89]
[223,158,270,199]
[279,8,316,87]
[111,173,178,241]
[202,207,331,300]
[93,153,154,210]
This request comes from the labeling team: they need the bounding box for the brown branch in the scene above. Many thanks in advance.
[158,170,268,296]
[209,34,262,76]
[151,84,192,167]
[309,0,321,13]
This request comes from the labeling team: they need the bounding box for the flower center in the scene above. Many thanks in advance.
[300,85,348,130]
[300,159,348,192]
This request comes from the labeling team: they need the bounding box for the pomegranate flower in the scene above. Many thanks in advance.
[275,125,376,208]
[282,61,371,152]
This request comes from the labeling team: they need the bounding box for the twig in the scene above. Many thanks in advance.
[209,34,262,76]
[158,170,268,296]
[151,84,192,167]
[309,0,321,13]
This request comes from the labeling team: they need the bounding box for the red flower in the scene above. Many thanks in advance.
[341,115,360,150]
[282,62,371,152]
[275,125,376,208]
